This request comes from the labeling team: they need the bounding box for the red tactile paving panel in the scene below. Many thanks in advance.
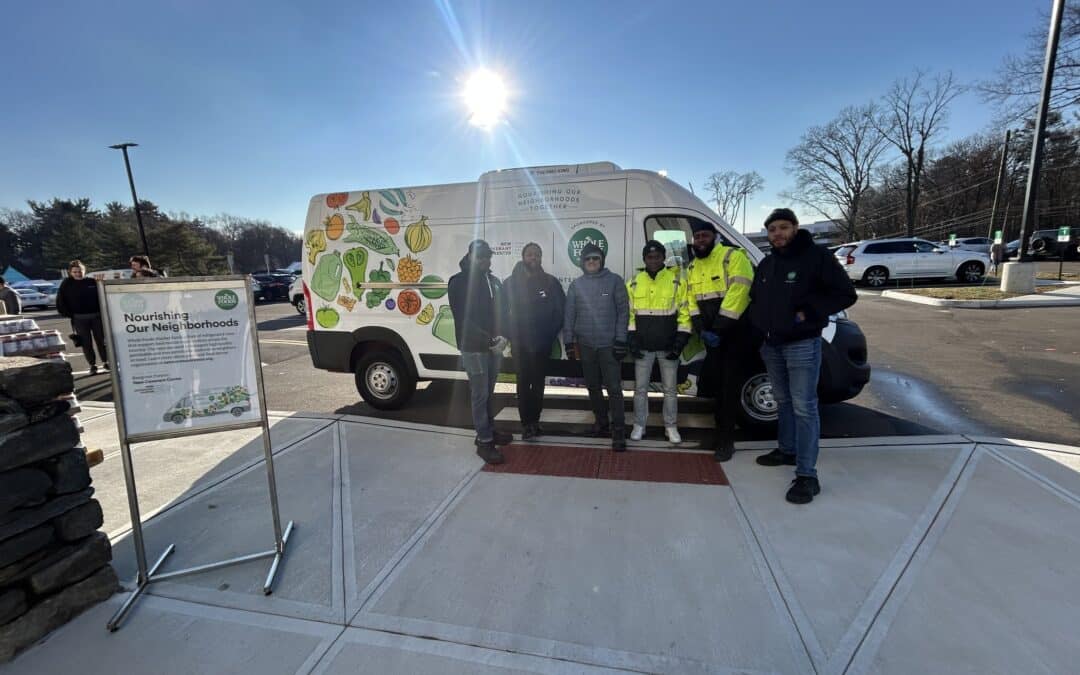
[598,450,728,486]
[482,444,728,486]
[482,444,602,478]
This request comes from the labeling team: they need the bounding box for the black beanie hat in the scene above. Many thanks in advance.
[467,239,492,257]
[764,208,798,228]
[642,240,666,259]
[580,242,605,267]
[690,220,717,234]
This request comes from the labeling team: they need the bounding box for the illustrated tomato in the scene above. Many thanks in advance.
[397,290,421,316]
[383,217,400,235]
[326,192,349,209]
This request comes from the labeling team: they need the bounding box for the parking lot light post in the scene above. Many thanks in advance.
[109,142,151,259]
[987,129,1011,241]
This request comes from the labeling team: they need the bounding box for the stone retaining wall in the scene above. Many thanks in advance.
[0,356,117,662]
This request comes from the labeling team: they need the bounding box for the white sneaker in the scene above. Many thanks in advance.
[665,426,682,444]
[630,424,645,441]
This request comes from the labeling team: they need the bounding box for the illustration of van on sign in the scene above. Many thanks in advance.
[163,385,252,424]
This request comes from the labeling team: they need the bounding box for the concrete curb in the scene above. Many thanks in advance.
[881,289,1080,308]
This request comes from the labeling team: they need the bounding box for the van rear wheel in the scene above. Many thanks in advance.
[355,350,416,410]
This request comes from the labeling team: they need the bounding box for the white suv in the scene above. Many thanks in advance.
[289,276,306,315]
[836,238,989,287]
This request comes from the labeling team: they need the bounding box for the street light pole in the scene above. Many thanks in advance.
[1017,0,1066,262]
[109,142,150,258]
[987,129,1011,240]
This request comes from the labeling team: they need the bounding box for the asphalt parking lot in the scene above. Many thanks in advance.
[22,271,1080,446]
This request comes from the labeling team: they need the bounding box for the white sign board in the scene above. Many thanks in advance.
[104,279,261,438]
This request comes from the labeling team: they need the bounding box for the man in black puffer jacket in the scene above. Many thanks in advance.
[748,209,856,505]
[504,243,565,441]
[448,240,513,464]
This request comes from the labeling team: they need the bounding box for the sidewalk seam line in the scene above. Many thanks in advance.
[841,445,978,674]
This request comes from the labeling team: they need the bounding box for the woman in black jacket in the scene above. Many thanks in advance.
[503,243,565,440]
[56,260,109,375]
[748,209,856,505]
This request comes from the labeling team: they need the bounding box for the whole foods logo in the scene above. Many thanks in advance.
[119,294,146,313]
[567,227,608,266]
[214,289,240,310]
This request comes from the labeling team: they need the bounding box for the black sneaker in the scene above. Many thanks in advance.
[786,476,821,504]
[476,442,505,465]
[713,437,735,462]
[588,423,611,438]
[88,364,98,376]
[533,423,544,437]
[492,429,514,446]
[101,362,110,370]
[756,449,797,467]
[521,424,537,441]
[612,431,626,452]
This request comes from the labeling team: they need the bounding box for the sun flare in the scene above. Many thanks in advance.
[463,69,508,129]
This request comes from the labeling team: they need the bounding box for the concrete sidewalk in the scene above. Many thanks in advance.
[5,410,1079,674]
[882,281,1080,308]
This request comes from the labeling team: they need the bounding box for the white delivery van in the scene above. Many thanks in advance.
[301,162,870,427]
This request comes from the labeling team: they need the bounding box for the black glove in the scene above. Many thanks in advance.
[564,343,578,361]
[628,332,644,359]
[665,333,689,361]
[612,340,628,361]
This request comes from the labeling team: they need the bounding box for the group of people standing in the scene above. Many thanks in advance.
[449,207,856,504]
[53,255,160,375]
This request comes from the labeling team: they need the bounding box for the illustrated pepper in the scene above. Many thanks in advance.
[343,246,368,294]
[365,261,392,308]
[311,251,343,302]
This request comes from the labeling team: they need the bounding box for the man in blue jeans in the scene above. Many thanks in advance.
[748,209,856,504]
[448,240,513,464]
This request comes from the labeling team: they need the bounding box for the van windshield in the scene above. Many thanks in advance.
[645,215,733,271]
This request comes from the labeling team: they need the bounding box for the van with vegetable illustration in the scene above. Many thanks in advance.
[301,162,871,428]
[163,386,252,424]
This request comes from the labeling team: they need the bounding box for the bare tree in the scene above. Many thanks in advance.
[781,104,889,241]
[875,70,962,236]
[979,5,1080,123]
[703,170,764,227]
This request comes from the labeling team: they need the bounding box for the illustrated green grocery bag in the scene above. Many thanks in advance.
[311,251,343,301]
[431,305,457,348]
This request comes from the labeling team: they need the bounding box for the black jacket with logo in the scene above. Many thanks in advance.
[748,229,856,345]
[503,262,565,354]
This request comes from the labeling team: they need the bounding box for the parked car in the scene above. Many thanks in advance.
[950,237,993,254]
[1029,228,1079,259]
[837,238,989,287]
[289,276,306,315]
[252,274,292,300]
[13,287,50,310]
[249,276,265,301]
[1005,239,1021,259]
[13,281,59,307]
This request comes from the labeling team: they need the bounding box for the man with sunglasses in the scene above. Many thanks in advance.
[564,243,630,451]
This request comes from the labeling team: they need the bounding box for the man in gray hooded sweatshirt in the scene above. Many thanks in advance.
[564,242,630,450]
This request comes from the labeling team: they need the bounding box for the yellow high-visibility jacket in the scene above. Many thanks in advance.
[685,245,754,335]
[626,267,691,352]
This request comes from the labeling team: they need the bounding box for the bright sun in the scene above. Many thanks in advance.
[463,69,508,129]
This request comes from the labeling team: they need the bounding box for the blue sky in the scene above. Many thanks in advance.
[0,1,1043,234]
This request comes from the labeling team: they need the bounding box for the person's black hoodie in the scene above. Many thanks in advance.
[447,254,508,352]
[56,277,101,317]
[503,261,565,354]
[748,229,856,345]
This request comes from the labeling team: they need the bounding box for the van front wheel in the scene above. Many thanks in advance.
[735,370,779,430]
[355,350,416,410]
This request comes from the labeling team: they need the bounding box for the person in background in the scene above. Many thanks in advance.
[749,208,856,505]
[0,277,22,316]
[685,221,754,462]
[448,240,512,465]
[56,260,109,375]
[130,255,159,278]
[504,242,565,441]
[564,243,630,451]
[627,240,690,444]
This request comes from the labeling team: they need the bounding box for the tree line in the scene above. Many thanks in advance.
[0,199,301,279]
[706,6,1080,244]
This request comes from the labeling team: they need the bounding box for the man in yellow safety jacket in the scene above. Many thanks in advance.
[685,220,754,461]
[627,240,692,445]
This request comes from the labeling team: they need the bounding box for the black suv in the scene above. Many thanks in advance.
[1029,228,1079,260]
[253,273,293,301]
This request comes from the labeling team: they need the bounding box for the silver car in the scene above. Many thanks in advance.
[12,287,50,310]
[836,238,990,287]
